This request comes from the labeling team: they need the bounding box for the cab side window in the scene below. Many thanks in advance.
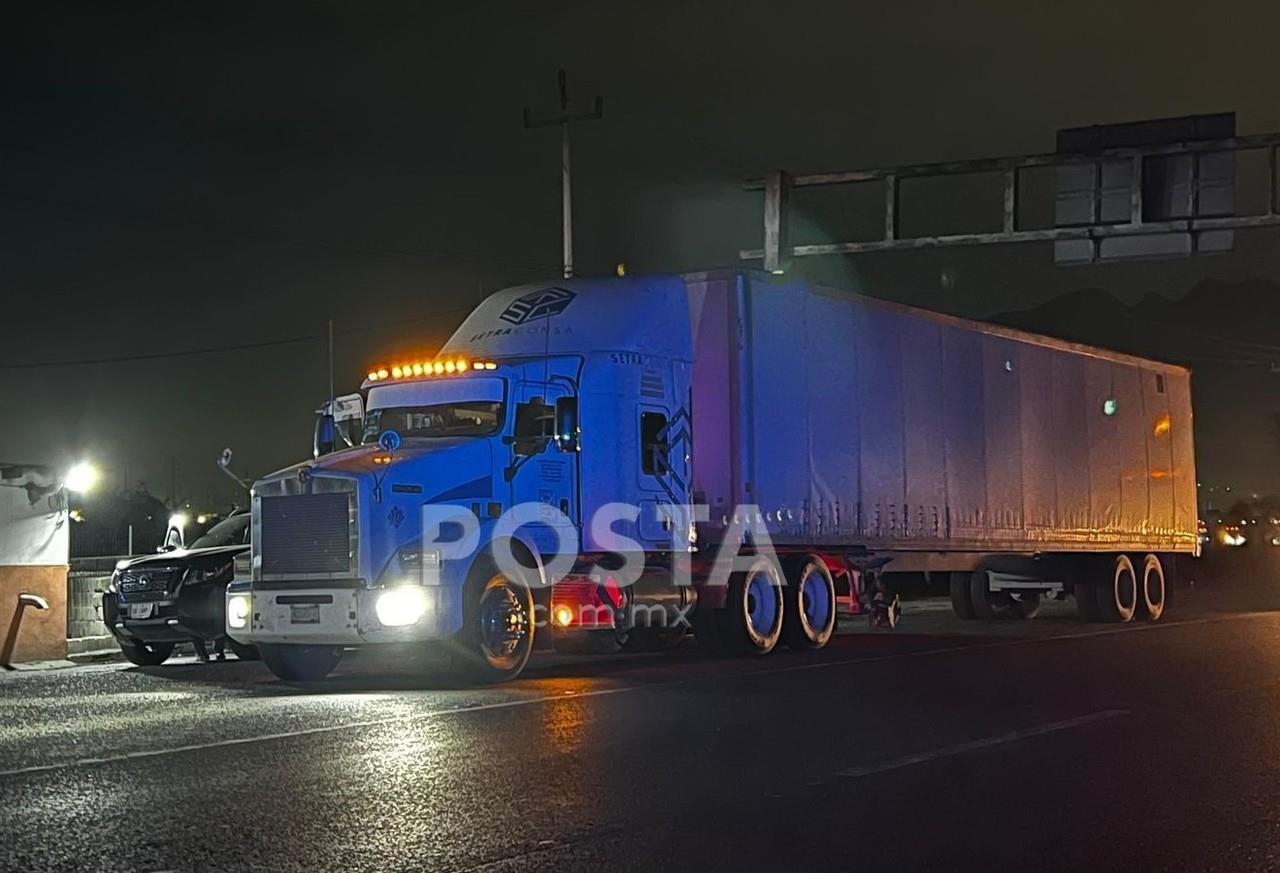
[640,411,669,475]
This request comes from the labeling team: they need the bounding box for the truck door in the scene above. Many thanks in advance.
[508,381,580,554]
[635,363,692,546]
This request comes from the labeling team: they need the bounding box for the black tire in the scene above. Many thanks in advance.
[119,640,174,666]
[1139,553,1166,621]
[259,644,342,681]
[1096,554,1138,623]
[718,556,785,655]
[782,558,837,650]
[227,639,260,661]
[448,556,536,683]
[949,572,976,620]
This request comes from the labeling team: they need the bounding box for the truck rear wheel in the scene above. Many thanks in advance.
[782,558,836,649]
[1095,554,1138,623]
[719,556,785,655]
[259,644,341,682]
[1139,554,1166,621]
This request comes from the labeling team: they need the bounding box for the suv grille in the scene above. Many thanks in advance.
[117,567,181,602]
[259,492,354,579]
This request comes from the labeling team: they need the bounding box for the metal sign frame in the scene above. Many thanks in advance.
[741,134,1280,273]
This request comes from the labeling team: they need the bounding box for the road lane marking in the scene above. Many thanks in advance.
[0,611,1265,780]
[836,709,1129,779]
[0,686,649,779]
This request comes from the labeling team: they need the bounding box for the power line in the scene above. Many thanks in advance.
[0,186,559,275]
[0,301,483,370]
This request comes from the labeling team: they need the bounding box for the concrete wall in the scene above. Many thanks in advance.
[0,565,68,662]
[1,466,71,663]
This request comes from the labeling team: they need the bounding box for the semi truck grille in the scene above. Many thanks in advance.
[259,492,355,579]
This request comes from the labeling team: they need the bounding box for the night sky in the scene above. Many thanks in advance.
[4,1,1279,508]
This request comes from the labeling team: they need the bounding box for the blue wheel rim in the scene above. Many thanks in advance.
[746,571,779,637]
[800,566,832,636]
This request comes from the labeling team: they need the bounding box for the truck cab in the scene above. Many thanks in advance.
[228,278,697,682]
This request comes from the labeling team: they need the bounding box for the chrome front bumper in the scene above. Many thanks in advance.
[226,584,460,646]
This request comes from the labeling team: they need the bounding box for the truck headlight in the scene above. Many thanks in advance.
[375,587,429,627]
[227,594,251,630]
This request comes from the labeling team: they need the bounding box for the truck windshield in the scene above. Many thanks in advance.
[363,401,504,441]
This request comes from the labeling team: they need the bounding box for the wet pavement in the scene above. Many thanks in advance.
[4,578,1280,871]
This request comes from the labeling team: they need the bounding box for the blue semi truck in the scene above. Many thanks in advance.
[227,270,1198,682]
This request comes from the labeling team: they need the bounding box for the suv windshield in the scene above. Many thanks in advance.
[363,401,504,441]
[190,513,249,549]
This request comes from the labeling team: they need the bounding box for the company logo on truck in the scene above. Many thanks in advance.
[499,287,576,325]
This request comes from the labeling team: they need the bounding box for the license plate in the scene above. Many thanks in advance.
[129,602,154,619]
[290,604,320,624]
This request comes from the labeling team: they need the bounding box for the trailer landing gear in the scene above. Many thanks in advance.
[952,570,1041,620]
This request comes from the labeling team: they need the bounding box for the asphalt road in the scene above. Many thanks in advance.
[4,580,1280,872]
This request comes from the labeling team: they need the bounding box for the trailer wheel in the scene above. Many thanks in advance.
[782,558,837,649]
[1095,554,1138,623]
[259,644,341,682]
[719,556,785,655]
[1139,554,1166,621]
[949,572,976,620]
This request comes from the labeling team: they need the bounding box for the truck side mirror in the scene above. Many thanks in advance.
[555,396,579,452]
[314,413,336,458]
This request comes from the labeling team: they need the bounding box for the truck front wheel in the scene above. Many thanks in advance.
[451,564,536,683]
[259,644,342,681]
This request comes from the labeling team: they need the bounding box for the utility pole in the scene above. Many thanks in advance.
[523,70,603,279]
[327,317,335,417]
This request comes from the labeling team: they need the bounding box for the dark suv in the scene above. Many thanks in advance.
[102,511,257,665]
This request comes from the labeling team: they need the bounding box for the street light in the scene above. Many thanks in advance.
[64,462,99,494]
